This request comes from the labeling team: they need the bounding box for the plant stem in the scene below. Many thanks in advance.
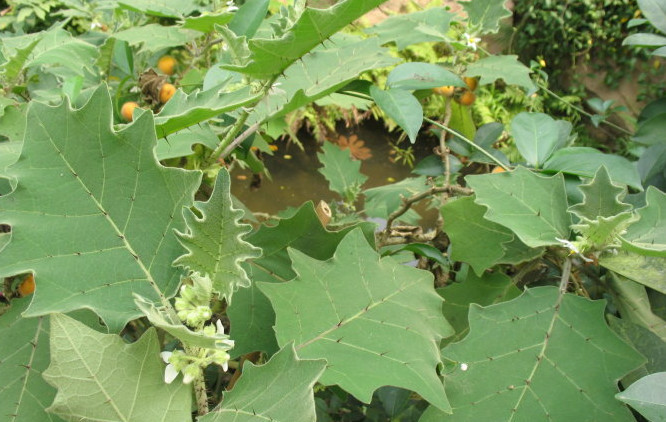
[423,117,510,170]
[185,345,210,416]
[559,257,572,294]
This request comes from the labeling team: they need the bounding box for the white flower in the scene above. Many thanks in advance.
[226,0,239,12]
[463,33,481,51]
[161,351,179,384]
[460,363,469,371]
[556,237,580,255]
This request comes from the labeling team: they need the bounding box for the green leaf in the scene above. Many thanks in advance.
[258,229,453,412]
[620,187,666,257]
[438,271,520,346]
[638,0,666,34]
[608,273,666,340]
[317,141,367,200]
[201,344,326,422]
[465,55,535,92]
[364,176,428,222]
[112,24,199,55]
[117,0,199,18]
[461,0,512,34]
[510,112,565,168]
[183,12,234,32]
[370,86,423,143]
[601,251,666,295]
[153,86,260,138]
[0,297,62,422]
[175,170,261,301]
[363,7,454,49]
[441,196,513,275]
[422,287,645,421]
[250,35,398,123]
[155,122,219,160]
[386,63,465,91]
[543,147,643,191]
[622,33,666,47]
[609,316,666,387]
[0,37,41,84]
[228,0,269,38]
[616,372,666,422]
[44,314,191,421]
[633,112,666,145]
[0,87,201,332]
[569,166,632,220]
[467,167,571,247]
[228,202,375,357]
[225,0,387,79]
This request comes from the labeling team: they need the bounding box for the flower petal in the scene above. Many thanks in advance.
[164,364,179,384]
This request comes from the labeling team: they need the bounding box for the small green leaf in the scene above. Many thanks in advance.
[258,229,453,412]
[183,12,234,33]
[510,112,565,168]
[175,169,262,301]
[620,187,666,257]
[370,86,423,143]
[0,297,61,422]
[543,147,643,191]
[201,344,326,422]
[607,273,666,340]
[422,287,645,421]
[44,314,191,422]
[569,166,632,220]
[155,123,219,160]
[317,141,367,201]
[467,167,571,247]
[465,55,535,92]
[616,372,666,422]
[441,196,513,275]
[112,24,199,54]
[364,7,454,49]
[386,63,465,90]
[117,0,199,18]
[227,0,269,38]
[609,316,666,387]
[461,0,512,34]
[601,251,666,295]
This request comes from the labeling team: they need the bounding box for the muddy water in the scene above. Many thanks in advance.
[230,121,436,218]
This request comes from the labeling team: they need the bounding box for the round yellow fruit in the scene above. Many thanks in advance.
[433,85,455,97]
[463,76,478,91]
[159,83,176,103]
[456,90,476,106]
[121,101,139,122]
[157,55,177,75]
[18,274,35,296]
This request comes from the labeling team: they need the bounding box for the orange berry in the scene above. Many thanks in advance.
[456,90,476,106]
[491,166,507,173]
[121,101,139,122]
[159,83,176,103]
[463,76,478,91]
[18,274,35,296]
[157,55,177,75]
[433,85,455,97]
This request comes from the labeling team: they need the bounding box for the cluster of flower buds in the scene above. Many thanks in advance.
[161,320,234,384]
[175,273,213,327]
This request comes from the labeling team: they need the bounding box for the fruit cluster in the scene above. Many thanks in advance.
[120,55,178,122]
[433,76,478,106]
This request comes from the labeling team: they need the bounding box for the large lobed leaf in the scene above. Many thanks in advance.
[224,0,387,80]
[0,298,61,422]
[461,0,513,34]
[43,314,191,422]
[465,55,535,92]
[259,229,453,412]
[466,167,571,248]
[422,287,645,421]
[0,87,201,332]
[201,344,326,422]
[174,169,261,301]
[620,186,666,257]
[317,141,367,200]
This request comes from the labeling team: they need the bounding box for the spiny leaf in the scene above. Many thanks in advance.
[174,169,262,302]
[569,166,632,220]
[466,167,571,247]
[43,314,191,422]
[201,344,326,422]
[224,0,387,80]
[0,87,201,332]
[422,287,645,421]
[461,0,512,34]
[258,229,453,412]
[620,186,666,257]
[363,7,454,49]
[0,297,61,422]
[228,202,375,357]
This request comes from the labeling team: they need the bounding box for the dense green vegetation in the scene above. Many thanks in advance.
[0,0,665,421]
